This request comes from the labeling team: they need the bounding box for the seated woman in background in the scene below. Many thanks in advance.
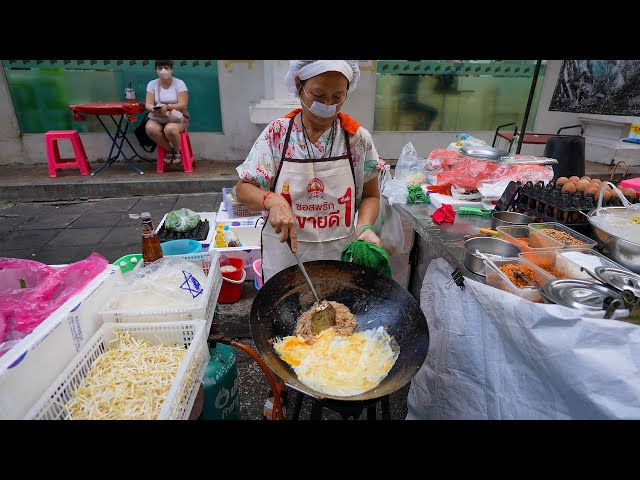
[145,60,190,165]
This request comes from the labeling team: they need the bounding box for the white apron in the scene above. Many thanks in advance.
[261,116,356,283]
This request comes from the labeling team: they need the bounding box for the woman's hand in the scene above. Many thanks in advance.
[265,194,298,252]
[158,104,169,114]
[357,228,381,246]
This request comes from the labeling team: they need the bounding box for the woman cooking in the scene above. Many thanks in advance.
[236,60,385,282]
[235,60,386,419]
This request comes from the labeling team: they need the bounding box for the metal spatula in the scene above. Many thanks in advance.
[286,237,336,334]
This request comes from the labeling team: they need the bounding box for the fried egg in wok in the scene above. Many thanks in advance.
[272,326,399,397]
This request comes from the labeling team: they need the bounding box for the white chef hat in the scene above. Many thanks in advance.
[284,60,360,97]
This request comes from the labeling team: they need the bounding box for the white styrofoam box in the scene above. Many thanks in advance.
[211,225,262,281]
[216,200,265,227]
[26,320,209,420]
[156,211,217,249]
[100,251,222,334]
[0,264,120,419]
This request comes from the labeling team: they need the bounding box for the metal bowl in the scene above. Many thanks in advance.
[491,211,535,230]
[463,237,522,276]
[587,207,640,274]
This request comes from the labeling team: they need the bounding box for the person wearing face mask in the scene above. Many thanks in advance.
[235,60,385,419]
[145,60,190,165]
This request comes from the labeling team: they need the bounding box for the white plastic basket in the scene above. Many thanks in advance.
[26,320,209,420]
[100,251,222,333]
[0,264,120,419]
[222,187,262,218]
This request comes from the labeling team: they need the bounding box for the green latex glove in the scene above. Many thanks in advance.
[341,240,392,278]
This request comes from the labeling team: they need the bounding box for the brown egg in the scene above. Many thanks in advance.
[585,186,599,197]
[556,176,569,187]
[602,189,612,204]
[580,176,591,182]
[622,188,637,201]
[562,182,577,194]
[568,176,581,183]
[576,180,590,191]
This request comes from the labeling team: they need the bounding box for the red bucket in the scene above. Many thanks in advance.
[218,257,246,304]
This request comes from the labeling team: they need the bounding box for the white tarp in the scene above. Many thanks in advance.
[407,258,640,420]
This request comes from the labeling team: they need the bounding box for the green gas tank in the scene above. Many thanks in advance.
[200,342,240,420]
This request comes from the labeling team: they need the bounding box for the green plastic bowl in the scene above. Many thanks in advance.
[113,253,143,274]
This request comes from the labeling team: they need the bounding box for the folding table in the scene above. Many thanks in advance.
[69,101,150,175]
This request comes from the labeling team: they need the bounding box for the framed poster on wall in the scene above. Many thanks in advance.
[550,60,640,116]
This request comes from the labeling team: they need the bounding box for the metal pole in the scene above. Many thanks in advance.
[516,60,543,154]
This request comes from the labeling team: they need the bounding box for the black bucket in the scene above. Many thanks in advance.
[544,135,586,179]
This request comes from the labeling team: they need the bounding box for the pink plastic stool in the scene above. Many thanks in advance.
[44,130,91,177]
[156,131,195,173]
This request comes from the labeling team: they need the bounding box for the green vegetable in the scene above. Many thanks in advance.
[164,208,201,233]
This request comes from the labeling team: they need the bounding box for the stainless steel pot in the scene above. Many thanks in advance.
[491,211,535,230]
[587,206,640,274]
[463,237,522,276]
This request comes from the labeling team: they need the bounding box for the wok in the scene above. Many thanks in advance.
[250,260,430,402]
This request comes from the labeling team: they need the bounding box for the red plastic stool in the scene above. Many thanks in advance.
[44,130,91,177]
[156,131,195,173]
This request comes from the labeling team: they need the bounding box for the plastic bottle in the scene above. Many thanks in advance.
[141,212,163,265]
[223,225,241,247]
[125,82,136,104]
[214,226,227,248]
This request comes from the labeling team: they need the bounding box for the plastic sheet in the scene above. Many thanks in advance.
[112,256,207,310]
[436,160,554,191]
[407,258,639,420]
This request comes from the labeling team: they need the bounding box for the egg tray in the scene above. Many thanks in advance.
[157,219,210,242]
[505,180,593,236]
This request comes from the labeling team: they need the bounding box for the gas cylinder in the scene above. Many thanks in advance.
[200,342,240,420]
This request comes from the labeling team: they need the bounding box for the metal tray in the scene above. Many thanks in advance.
[460,145,509,161]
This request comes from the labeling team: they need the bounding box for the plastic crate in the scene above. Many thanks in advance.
[25,320,209,420]
[222,187,262,218]
[0,264,120,419]
[99,251,222,334]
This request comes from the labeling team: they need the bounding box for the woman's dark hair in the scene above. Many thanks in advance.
[154,60,174,69]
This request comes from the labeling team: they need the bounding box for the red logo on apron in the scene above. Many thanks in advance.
[338,187,352,227]
[307,178,325,200]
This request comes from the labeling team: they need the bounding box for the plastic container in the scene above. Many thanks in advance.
[521,249,630,281]
[223,226,242,247]
[496,225,564,253]
[484,257,554,303]
[218,257,245,304]
[211,225,262,282]
[222,187,261,218]
[113,253,142,274]
[528,222,597,251]
[25,320,209,420]
[100,251,222,335]
[253,259,262,290]
[160,239,203,256]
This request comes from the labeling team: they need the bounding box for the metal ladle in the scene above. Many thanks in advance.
[286,237,336,334]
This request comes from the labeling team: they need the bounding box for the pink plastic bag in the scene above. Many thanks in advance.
[0,253,108,346]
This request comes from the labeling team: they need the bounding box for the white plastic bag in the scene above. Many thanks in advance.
[375,166,407,255]
[394,142,427,185]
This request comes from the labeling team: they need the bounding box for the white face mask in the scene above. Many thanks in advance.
[301,86,345,119]
[158,68,172,80]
